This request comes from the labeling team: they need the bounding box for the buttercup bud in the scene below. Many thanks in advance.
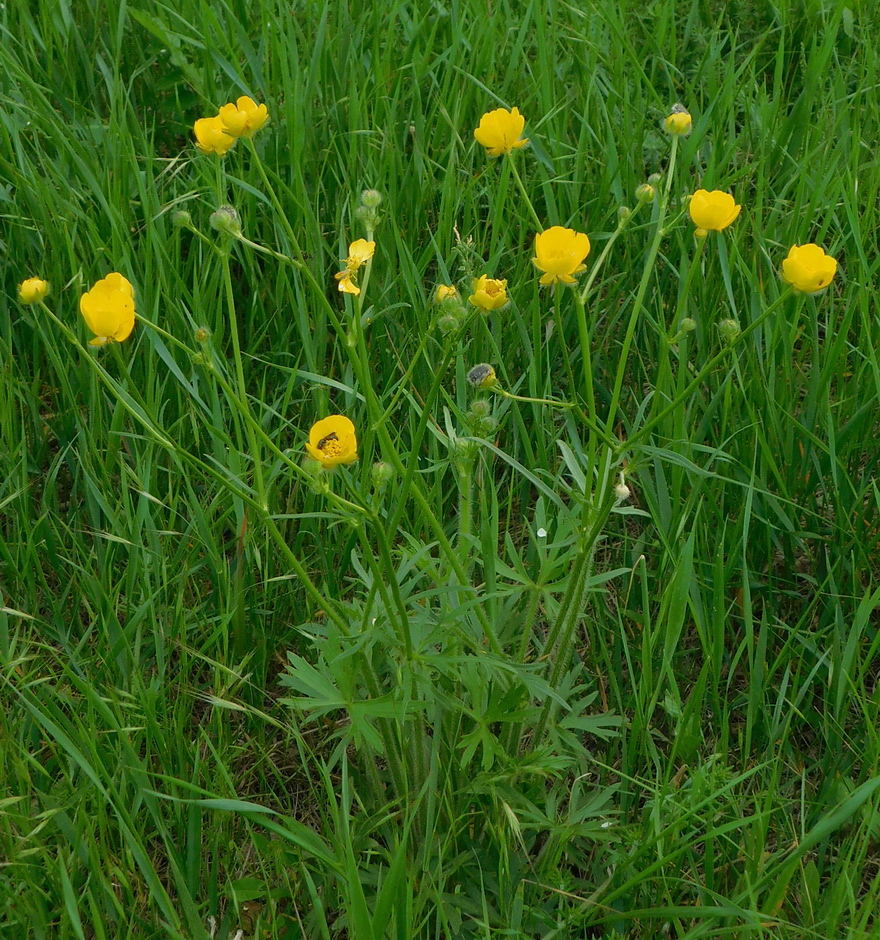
[371,461,394,488]
[664,104,692,136]
[195,327,211,344]
[648,173,662,186]
[617,206,632,224]
[469,399,492,418]
[172,209,192,228]
[437,314,461,335]
[718,318,741,343]
[635,183,655,203]
[210,205,241,238]
[679,317,696,333]
[360,189,383,208]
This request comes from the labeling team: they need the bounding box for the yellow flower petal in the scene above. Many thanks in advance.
[219,96,270,138]
[18,278,49,304]
[80,274,137,345]
[194,115,236,155]
[468,275,508,311]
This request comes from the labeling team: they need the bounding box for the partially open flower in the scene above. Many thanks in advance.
[664,104,692,136]
[80,273,136,347]
[532,226,591,286]
[435,284,459,303]
[468,275,508,312]
[306,415,358,469]
[474,107,529,157]
[18,278,49,304]
[781,244,838,293]
[688,190,741,236]
[219,96,269,138]
[194,115,236,156]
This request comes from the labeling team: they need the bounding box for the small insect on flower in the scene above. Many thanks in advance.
[306,415,358,469]
[468,275,508,312]
[194,115,236,156]
[781,244,838,293]
[218,96,269,138]
[688,190,741,237]
[18,278,49,304]
[664,104,692,136]
[466,363,497,389]
[80,273,136,347]
[474,107,529,157]
[532,226,591,286]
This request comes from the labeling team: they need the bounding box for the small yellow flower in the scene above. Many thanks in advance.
[343,239,375,269]
[80,273,136,347]
[218,96,269,139]
[335,271,361,295]
[688,190,741,236]
[468,275,509,312]
[193,115,236,156]
[473,107,529,157]
[18,278,49,304]
[781,244,838,293]
[532,226,591,286]
[435,284,458,303]
[664,104,692,136]
[306,415,358,469]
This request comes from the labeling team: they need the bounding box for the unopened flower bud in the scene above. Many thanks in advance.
[360,189,383,208]
[210,205,241,238]
[172,209,192,228]
[18,278,49,304]
[437,314,461,335]
[679,317,696,333]
[664,104,692,136]
[617,206,632,224]
[195,327,211,344]
[635,183,655,203]
[718,318,740,343]
[648,173,662,186]
[435,284,458,304]
[469,399,492,418]
[371,461,394,488]
[466,363,497,389]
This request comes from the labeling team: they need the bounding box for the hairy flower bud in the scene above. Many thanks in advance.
[210,205,241,238]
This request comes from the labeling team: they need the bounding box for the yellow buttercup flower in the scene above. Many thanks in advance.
[219,96,269,139]
[664,104,692,136]
[194,115,236,156]
[473,107,528,157]
[781,244,838,293]
[468,275,508,312]
[532,226,591,286]
[334,239,375,295]
[306,415,358,469]
[80,273,136,347]
[435,284,458,303]
[689,190,741,236]
[18,278,49,304]
[343,239,375,269]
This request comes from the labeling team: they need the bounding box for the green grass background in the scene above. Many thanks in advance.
[3,0,880,936]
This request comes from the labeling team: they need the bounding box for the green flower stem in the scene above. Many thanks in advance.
[577,203,641,306]
[356,523,413,661]
[551,282,578,399]
[619,287,794,455]
[604,137,678,436]
[219,248,267,513]
[234,233,300,266]
[507,153,543,230]
[456,444,475,560]
[493,387,573,409]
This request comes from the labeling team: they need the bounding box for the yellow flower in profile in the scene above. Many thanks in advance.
[80,273,136,347]
[664,104,692,136]
[781,244,838,293]
[219,96,269,139]
[194,115,236,156]
[435,284,458,303]
[18,278,49,304]
[688,190,741,236]
[468,275,508,312]
[306,415,358,469]
[334,239,375,296]
[532,226,591,286]
[473,107,528,157]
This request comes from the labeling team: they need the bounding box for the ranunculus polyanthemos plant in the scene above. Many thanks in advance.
[25,92,842,828]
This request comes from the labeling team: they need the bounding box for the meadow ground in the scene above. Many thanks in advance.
[2,0,880,937]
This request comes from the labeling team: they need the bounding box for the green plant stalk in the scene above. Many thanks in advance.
[507,153,543,229]
[604,136,678,435]
[219,249,267,513]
